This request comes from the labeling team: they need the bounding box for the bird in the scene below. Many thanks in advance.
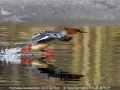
[15,28,87,54]
[1,8,12,15]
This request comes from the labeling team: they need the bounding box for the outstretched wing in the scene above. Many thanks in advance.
[30,31,58,44]
[30,31,72,44]
[36,36,55,44]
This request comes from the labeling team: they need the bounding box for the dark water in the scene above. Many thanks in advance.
[0,25,120,90]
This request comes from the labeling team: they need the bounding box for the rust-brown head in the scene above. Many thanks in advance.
[64,28,87,34]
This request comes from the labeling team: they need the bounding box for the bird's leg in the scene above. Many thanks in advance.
[41,49,55,54]
[21,44,32,53]
[41,55,55,60]
[21,57,32,66]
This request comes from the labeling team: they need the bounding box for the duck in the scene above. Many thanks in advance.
[15,28,87,54]
[1,8,12,15]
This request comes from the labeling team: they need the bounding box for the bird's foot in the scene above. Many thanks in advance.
[41,55,55,60]
[21,44,32,53]
[41,49,55,55]
[21,57,32,66]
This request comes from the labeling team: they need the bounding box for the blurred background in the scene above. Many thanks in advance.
[0,0,120,90]
[0,0,120,25]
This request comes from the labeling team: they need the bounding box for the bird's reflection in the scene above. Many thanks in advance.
[21,55,84,84]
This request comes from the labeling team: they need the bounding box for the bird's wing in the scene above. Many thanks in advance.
[36,36,54,43]
[31,31,61,43]
[30,31,72,44]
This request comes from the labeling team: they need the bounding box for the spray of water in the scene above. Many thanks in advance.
[0,47,43,64]
[0,47,22,54]
[0,47,22,64]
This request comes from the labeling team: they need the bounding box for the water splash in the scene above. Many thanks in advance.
[0,47,22,64]
[0,47,43,64]
[0,47,21,54]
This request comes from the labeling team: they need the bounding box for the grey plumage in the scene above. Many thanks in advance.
[14,30,72,46]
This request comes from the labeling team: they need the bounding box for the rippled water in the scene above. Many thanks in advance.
[0,25,120,89]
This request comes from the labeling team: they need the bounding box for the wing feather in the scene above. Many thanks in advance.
[37,36,54,44]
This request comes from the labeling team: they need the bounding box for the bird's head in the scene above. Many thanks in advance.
[64,28,87,34]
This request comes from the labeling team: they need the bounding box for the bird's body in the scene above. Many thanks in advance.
[23,30,70,45]
[31,43,50,50]
[1,8,12,15]
[15,28,87,54]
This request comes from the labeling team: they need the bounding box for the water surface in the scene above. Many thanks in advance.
[0,26,120,89]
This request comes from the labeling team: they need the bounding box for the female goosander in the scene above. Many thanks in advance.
[17,28,87,54]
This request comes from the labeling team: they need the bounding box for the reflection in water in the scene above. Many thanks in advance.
[94,27,102,85]
[21,55,84,84]
[0,26,120,87]
[82,27,90,86]
[0,47,21,64]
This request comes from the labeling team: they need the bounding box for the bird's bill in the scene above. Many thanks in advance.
[79,30,87,33]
